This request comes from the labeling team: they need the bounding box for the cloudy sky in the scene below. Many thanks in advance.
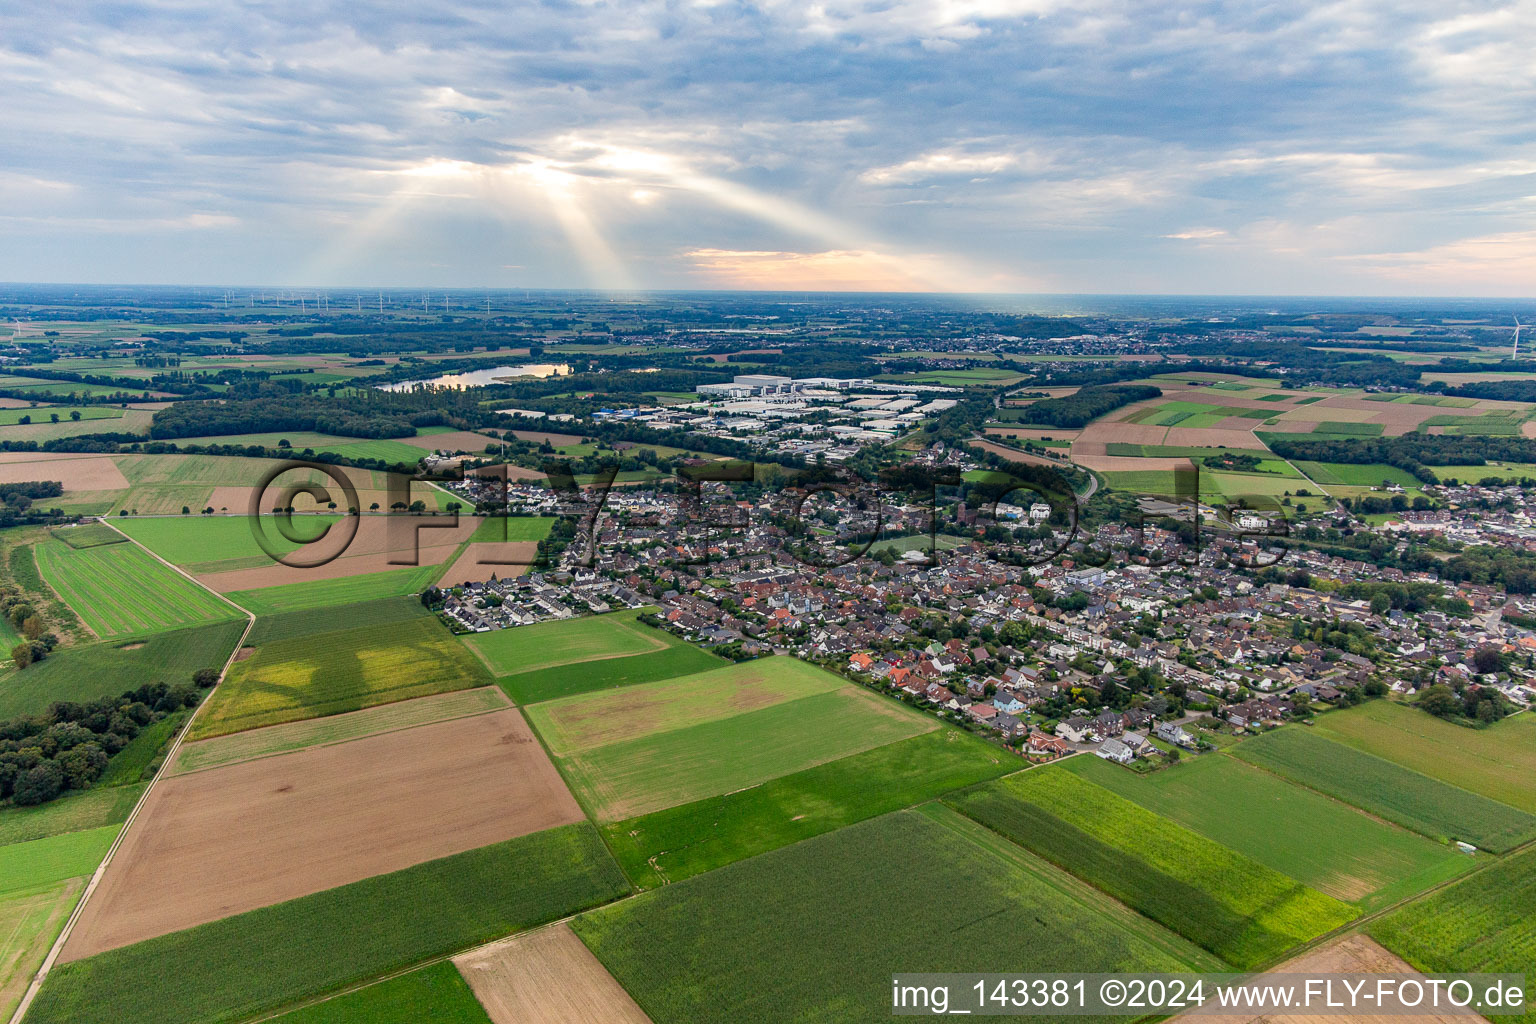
[2,0,1534,294]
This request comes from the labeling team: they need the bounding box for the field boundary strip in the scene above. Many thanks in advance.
[6,520,257,1024]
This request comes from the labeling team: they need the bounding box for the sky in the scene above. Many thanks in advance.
[2,0,1534,295]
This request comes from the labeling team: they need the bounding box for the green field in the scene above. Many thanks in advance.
[96,710,189,787]
[245,595,432,645]
[465,610,672,679]
[1230,725,1536,851]
[164,431,429,465]
[1062,754,1473,908]
[35,536,241,638]
[0,785,143,847]
[528,657,847,754]
[27,824,629,1024]
[1104,444,1273,459]
[945,767,1357,968]
[265,963,492,1024]
[1,879,82,1022]
[0,406,122,426]
[1310,702,1536,814]
[1370,845,1536,1024]
[226,563,445,615]
[173,687,509,774]
[865,533,969,555]
[1124,400,1233,429]
[49,523,127,549]
[574,806,1221,1024]
[1307,421,1385,436]
[528,658,935,821]
[601,728,1012,888]
[496,640,723,705]
[0,825,118,897]
[190,612,491,738]
[465,515,555,543]
[0,620,246,718]
[1291,461,1422,487]
[1434,461,1536,482]
[116,514,340,570]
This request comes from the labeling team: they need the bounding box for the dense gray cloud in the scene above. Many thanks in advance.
[2,0,1533,293]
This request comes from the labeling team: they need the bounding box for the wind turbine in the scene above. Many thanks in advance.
[1514,316,1525,359]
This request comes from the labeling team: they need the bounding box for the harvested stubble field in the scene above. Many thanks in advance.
[171,686,512,774]
[1063,754,1472,908]
[466,610,673,679]
[530,658,937,821]
[453,924,653,1024]
[31,823,630,1024]
[601,728,1012,888]
[0,619,246,718]
[189,612,491,738]
[574,806,1221,1024]
[1230,726,1536,852]
[34,534,241,638]
[63,708,585,959]
[1370,845,1536,1024]
[945,767,1357,968]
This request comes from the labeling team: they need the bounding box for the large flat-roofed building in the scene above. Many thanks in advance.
[733,374,796,394]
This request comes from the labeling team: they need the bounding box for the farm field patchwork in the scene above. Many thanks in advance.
[1062,754,1473,908]
[466,609,672,678]
[64,709,586,959]
[497,640,723,705]
[1291,461,1423,487]
[1369,845,1536,1024]
[553,680,935,821]
[190,612,491,738]
[573,806,1222,1024]
[601,727,1012,888]
[527,656,848,755]
[0,619,246,718]
[1309,701,1536,814]
[161,431,432,465]
[453,924,652,1024]
[224,563,446,614]
[245,594,432,644]
[30,823,630,1024]
[1230,725,1536,851]
[945,766,1357,968]
[525,657,937,820]
[34,533,241,637]
[171,686,511,774]
[115,513,340,569]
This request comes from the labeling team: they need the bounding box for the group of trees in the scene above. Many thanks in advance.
[1417,678,1516,724]
[0,673,216,806]
[1,587,57,668]
[1265,434,1536,485]
[1014,385,1163,428]
[148,382,438,439]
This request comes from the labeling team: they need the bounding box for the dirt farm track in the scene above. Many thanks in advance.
[59,708,584,961]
